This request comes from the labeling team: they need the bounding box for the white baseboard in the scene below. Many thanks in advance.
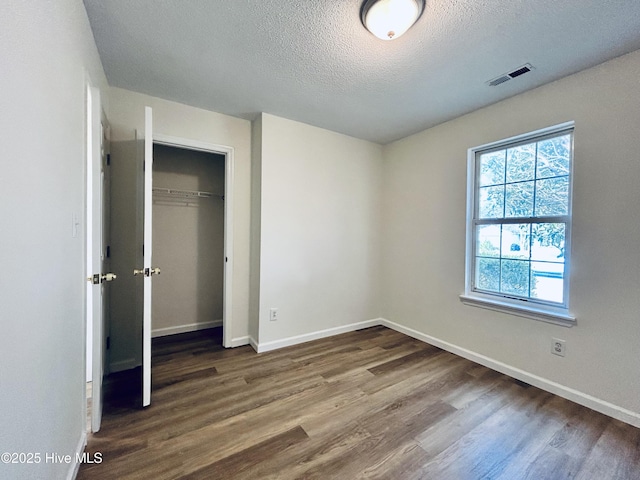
[152,320,222,338]
[254,318,382,353]
[67,430,87,480]
[249,336,259,352]
[109,358,139,373]
[228,336,250,348]
[380,318,640,429]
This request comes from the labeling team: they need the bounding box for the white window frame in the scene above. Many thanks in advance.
[460,122,576,327]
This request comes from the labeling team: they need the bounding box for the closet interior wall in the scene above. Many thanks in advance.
[152,144,226,337]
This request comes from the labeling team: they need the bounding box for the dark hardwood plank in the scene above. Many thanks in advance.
[180,426,309,480]
[417,380,521,457]
[367,344,444,376]
[78,326,640,480]
[574,419,640,480]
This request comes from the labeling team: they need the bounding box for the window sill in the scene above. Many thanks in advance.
[459,294,576,327]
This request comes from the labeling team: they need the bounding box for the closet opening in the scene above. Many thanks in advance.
[151,143,227,355]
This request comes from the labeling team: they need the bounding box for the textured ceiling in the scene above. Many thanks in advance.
[83,0,640,144]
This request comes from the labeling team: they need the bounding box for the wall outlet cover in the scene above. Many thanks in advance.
[551,338,566,357]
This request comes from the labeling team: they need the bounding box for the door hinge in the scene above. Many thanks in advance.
[106,245,111,258]
[106,153,111,166]
[106,337,110,350]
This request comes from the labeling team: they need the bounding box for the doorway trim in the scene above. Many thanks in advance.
[153,133,235,348]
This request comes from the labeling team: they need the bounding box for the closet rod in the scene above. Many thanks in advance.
[152,187,223,200]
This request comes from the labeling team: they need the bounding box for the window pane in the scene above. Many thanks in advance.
[537,135,571,179]
[476,225,501,257]
[500,259,530,297]
[535,176,569,216]
[478,185,504,218]
[531,223,565,261]
[506,143,535,183]
[502,224,530,259]
[476,257,500,291]
[479,151,505,186]
[530,223,565,303]
[531,270,564,303]
[505,181,534,217]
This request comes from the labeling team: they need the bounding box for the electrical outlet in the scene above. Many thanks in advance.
[269,308,278,322]
[551,338,566,357]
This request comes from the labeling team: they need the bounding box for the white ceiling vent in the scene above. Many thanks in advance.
[487,63,534,86]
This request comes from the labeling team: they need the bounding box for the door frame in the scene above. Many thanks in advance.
[152,133,235,348]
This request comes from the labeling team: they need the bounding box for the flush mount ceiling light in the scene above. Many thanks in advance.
[361,0,425,40]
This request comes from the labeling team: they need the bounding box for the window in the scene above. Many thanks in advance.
[461,123,575,326]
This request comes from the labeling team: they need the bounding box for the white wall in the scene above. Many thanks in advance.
[381,50,640,424]
[107,87,252,369]
[152,145,225,336]
[0,0,108,478]
[254,114,384,348]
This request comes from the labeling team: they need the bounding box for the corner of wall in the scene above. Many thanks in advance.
[248,114,263,343]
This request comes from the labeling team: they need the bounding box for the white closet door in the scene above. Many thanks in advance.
[135,106,156,407]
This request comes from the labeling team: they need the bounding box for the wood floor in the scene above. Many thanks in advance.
[78,326,640,479]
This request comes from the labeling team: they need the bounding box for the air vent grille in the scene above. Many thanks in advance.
[487,63,534,86]
[488,75,511,87]
[509,66,531,78]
